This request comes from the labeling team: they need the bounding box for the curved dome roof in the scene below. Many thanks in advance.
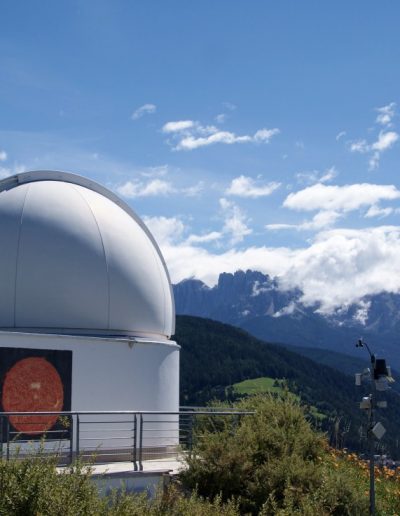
[0,171,175,339]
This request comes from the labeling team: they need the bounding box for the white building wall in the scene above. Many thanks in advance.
[0,332,179,412]
[0,332,180,455]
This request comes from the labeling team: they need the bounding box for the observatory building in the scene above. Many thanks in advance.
[0,171,179,446]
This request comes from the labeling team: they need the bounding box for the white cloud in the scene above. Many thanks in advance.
[364,205,395,218]
[348,107,399,169]
[220,197,252,244]
[139,165,169,178]
[266,183,400,232]
[162,118,280,151]
[352,300,371,325]
[162,120,195,133]
[186,231,222,244]
[371,130,399,152]
[283,183,400,213]
[116,178,176,198]
[375,102,396,126]
[226,175,281,198]
[336,131,346,141]
[115,176,204,199]
[176,128,279,151]
[0,150,7,161]
[182,181,204,197]
[131,103,156,120]
[296,166,337,185]
[350,139,368,153]
[266,210,341,232]
[215,113,226,124]
[0,163,26,180]
[265,223,297,231]
[280,226,400,312]
[143,216,185,245]
[158,224,400,313]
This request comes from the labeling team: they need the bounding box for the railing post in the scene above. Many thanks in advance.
[0,415,3,459]
[76,414,80,459]
[188,413,193,457]
[139,414,143,471]
[133,413,138,471]
[69,414,74,465]
[6,418,10,461]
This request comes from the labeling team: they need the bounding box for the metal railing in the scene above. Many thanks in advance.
[0,409,253,471]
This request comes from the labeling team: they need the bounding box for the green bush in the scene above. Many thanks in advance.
[180,394,369,515]
[0,451,239,515]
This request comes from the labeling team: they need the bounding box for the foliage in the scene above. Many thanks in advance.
[180,394,372,515]
[0,452,239,516]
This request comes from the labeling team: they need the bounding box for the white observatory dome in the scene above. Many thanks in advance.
[0,171,175,339]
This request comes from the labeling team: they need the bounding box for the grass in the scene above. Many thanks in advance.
[232,376,286,395]
[232,376,327,421]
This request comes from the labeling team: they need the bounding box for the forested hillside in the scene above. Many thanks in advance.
[175,315,400,458]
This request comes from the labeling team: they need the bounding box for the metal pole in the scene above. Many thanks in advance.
[76,414,80,459]
[133,414,137,471]
[138,414,143,471]
[368,354,376,515]
[69,414,74,465]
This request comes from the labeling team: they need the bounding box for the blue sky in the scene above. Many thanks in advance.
[2,1,400,312]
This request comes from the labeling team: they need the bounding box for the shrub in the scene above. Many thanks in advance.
[0,451,239,515]
[180,394,369,514]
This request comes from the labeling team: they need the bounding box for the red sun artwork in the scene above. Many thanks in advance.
[2,357,64,435]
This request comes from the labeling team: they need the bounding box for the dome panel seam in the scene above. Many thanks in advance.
[14,184,30,327]
[70,185,111,330]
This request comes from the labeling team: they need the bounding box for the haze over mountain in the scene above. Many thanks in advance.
[174,270,400,368]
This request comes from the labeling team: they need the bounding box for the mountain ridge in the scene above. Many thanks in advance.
[173,269,400,367]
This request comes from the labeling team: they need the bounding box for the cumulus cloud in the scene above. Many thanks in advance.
[115,176,204,199]
[280,226,400,312]
[283,183,400,213]
[348,104,398,169]
[226,175,281,198]
[364,205,396,219]
[162,118,279,151]
[139,165,169,178]
[371,130,399,152]
[182,181,204,197]
[116,179,176,198]
[296,166,338,185]
[266,210,341,232]
[143,216,185,245]
[186,231,222,244]
[266,183,400,232]
[350,139,369,153]
[0,150,7,161]
[220,198,252,244]
[162,120,195,133]
[131,103,156,120]
[375,102,396,126]
[154,221,400,313]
